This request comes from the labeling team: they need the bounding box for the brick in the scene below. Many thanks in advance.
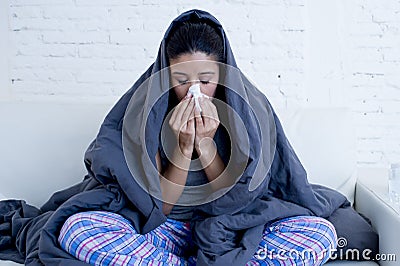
[366,0,400,11]
[351,98,382,113]
[42,30,109,44]
[17,43,77,57]
[225,30,251,48]
[113,58,150,71]
[350,47,384,62]
[385,73,400,90]
[357,150,384,164]
[357,138,384,151]
[143,17,176,32]
[351,61,386,74]
[353,112,400,127]
[78,43,144,59]
[281,6,305,31]
[10,30,43,45]
[21,69,76,82]
[9,6,42,18]
[12,56,113,70]
[382,47,400,62]
[350,72,385,87]
[73,18,113,32]
[75,0,141,6]
[355,124,384,139]
[384,151,400,163]
[11,18,61,31]
[108,6,142,19]
[43,6,108,20]
[372,9,400,23]
[383,126,400,140]
[352,5,373,23]
[217,9,252,31]
[134,5,179,21]
[350,21,385,36]
[110,30,162,46]
[248,6,286,27]
[347,85,379,100]
[75,69,132,83]
[10,0,73,6]
[380,100,400,114]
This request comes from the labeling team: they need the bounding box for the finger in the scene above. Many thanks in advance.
[169,95,188,123]
[181,98,195,125]
[204,98,219,123]
[202,99,220,131]
[188,104,196,123]
[209,99,219,121]
[187,108,195,131]
[199,98,213,124]
[172,95,192,124]
[199,98,210,117]
[194,105,203,129]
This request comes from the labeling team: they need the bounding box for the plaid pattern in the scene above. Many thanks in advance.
[58,211,196,266]
[59,212,336,266]
[246,216,337,266]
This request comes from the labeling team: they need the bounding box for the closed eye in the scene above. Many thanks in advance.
[200,80,210,84]
[178,80,188,85]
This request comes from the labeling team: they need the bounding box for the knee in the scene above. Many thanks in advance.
[282,216,337,249]
[283,216,337,263]
[314,217,337,249]
[58,211,98,246]
[58,211,132,248]
[60,211,98,232]
[307,217,337,263]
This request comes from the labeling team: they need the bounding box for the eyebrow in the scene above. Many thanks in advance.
[199,71,215,75]
[171,71,215,76]
[172,72,188,76]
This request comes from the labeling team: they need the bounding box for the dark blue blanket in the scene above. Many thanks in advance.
[0,9,377,265]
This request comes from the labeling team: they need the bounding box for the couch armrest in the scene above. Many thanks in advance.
[354,168,400,265]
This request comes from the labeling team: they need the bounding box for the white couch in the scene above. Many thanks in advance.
[0,100,399,265]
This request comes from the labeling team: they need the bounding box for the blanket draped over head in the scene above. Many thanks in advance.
[0,9,377,266]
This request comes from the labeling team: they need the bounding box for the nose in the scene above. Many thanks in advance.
[186,80,202,93]
[189,80,201,86]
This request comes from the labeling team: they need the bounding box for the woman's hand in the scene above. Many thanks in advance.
[194,97,220,158]
[168,95,196,158]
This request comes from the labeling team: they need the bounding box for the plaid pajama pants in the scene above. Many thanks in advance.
[58,211,337,266]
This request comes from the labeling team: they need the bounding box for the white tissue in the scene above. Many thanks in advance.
[187,83,208,112]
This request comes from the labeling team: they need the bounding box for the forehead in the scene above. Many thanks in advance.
[169,52,219,74]
[170,60,219,74]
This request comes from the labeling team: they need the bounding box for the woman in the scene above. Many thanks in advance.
[0,9,377,266]
[58,11,338,266]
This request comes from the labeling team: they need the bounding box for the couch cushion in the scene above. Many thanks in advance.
[277,107,357,204]
[0,100,114,207]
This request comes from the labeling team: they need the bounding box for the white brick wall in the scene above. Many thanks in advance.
[343,0,400,167]
[2,0,400,167]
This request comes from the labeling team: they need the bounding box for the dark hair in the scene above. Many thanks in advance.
[166,22,224,62]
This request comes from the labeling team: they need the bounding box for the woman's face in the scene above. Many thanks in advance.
[169,52,220,101]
